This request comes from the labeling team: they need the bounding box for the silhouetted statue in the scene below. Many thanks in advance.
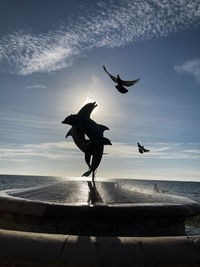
[103,65,140,94]
[82,143,106,180]
[137,142,150,154]
[62,114,111,147]
[62,102,111,181]
[64,102,97,156]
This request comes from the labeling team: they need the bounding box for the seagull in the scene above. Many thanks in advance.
[137,142,150,154]
[103,65,140,94]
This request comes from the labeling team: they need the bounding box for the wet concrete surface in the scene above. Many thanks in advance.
[7,180,196,206]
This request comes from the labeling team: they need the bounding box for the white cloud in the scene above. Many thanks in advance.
[106,142,200,160]
[0,141,80,161]
[25,84,47,90]
[1,141,195,162]
[0,0,200,75]
[183,149,200,154]
[1,141,199,180]
[174,59,200,82]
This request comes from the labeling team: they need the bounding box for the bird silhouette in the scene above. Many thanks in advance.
[137,142,150,154]
[103,65,140,94]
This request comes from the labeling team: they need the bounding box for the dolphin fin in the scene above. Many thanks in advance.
[98,124,109,132]
[102,137,112,145]
[82,170,92,177]
[65,129,72,138]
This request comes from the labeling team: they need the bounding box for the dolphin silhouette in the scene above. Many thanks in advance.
[63,113,111,144]
[63,113,112,171]
[63,102,97,154]
[62,102,111,177]
[82,136,112,178]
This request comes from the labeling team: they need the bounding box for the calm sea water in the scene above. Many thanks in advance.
[0,174,200,235]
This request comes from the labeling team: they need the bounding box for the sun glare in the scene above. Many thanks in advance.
[63,75,114,123]
[82,97,99,114]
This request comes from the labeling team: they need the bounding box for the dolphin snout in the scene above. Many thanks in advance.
[62,119,67,124]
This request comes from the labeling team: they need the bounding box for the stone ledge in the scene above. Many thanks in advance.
[1,187,200,236]
[1,193,200,219]
[0,229,200,267]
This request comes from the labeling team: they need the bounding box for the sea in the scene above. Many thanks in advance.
[0,174,200,235]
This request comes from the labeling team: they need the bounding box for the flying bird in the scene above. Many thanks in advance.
[103,65,140,94]
[137,142,150,154]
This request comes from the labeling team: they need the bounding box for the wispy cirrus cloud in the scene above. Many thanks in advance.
[0,141,79,161]
[107,142,200,160]
[0,0,200,75]
[25,84,47,90]
[1,141,199,162]
[183,149,200,154]
[0,142,194,163]
[174,59,200,83]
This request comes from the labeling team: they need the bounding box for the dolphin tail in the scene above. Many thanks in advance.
[85,152,92,168]
[82,170,93,177]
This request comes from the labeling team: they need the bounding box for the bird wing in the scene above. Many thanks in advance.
[137,142,142,148]
[121,77,140,87]
[103,65,118,83]
[143,148,150,153]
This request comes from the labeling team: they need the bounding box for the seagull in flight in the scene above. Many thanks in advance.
[137,142,150,154]
[103,65,140,94]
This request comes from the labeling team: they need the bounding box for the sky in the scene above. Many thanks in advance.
[0,0,200,181]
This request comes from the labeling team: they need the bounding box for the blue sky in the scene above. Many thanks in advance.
[0,0,200,181]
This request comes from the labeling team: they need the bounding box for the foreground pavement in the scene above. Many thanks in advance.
[0,229,200,267]
[0,180,200,266]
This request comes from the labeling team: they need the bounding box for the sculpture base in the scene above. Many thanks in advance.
[0,180,200,236]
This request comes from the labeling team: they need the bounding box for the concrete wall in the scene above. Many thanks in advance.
[0,195,193,236]
[0,229,200,267]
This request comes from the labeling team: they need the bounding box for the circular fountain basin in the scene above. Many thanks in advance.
[0,179,200,236]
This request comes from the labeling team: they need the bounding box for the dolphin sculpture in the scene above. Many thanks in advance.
[137,142,150,154]
[82,145,104,179]
[62,102,110,161]
[64,102,98,154]
[62,102,111,180]
[82,136,111,180]
[63,113,112,171]
[63,114,111,145]
[103,65,140,94]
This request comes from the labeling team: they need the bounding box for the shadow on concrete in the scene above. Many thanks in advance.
[87,181,104,205]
